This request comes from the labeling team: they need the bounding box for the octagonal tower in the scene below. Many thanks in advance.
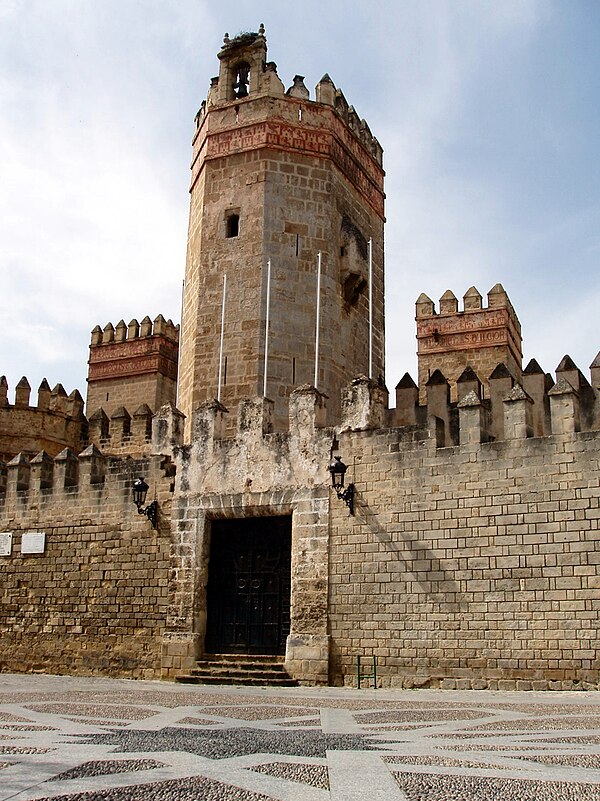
[177,27,385,432]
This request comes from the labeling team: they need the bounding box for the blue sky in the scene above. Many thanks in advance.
[1,0,599,405]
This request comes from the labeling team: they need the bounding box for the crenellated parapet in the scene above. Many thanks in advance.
[87,403,155,456]
[0,376,85,463]
[196,27,383,167]
[158,387,333,498]
[0,443,172,529]
[393,352,600,447]
[86,314,179,422]
[416,285,523,404]
[192,26,384,215]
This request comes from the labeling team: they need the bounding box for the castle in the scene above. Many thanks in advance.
[1,28,599,690]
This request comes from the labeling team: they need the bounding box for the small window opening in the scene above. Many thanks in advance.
[226,213,239,238]
[106,392,109,402]
[223,356,228,385]
[295,234,299,257]
[340,246,345,257]
[233,62,250,98]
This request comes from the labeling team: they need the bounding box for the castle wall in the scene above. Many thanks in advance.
[0,366,599,688]
[159,365,600,689]
[155,390,335,684]
[0,451,172,678]
[329,423,600,690]
[0,378,85,462]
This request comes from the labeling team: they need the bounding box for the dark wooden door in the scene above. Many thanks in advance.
[205,516,291,655]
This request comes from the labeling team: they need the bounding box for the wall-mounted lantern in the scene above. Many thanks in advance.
[328,456,355,515]
[132,477,158,529]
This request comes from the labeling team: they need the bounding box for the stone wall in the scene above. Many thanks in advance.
[1,365,599,688]
[154,389,334,684]
[0,449,172,678]
[0,376,85,462]
[329,378,600,690]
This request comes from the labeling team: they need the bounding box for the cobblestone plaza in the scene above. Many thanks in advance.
[1,674,600,800]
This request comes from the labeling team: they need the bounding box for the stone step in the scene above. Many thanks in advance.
[203,654,284,665]
[185,665,291,677]
[176,674,298,687]
[175,654,298,687]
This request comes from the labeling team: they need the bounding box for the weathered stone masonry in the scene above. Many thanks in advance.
[331,399,600,689]
[156,387,334,684]
[0,363,599,687]
[0,448,173,678]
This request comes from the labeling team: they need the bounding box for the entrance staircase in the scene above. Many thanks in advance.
[175,654,298,687]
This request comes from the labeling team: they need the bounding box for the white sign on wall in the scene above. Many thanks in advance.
[21,532,46,554]
[0,533,12,557]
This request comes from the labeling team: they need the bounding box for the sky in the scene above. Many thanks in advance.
[1,0,599,407]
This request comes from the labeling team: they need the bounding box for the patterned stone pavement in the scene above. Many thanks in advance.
[1,674,600,800]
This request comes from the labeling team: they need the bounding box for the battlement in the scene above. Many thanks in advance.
[0,376,85,462]
[4,357,597,529]
[394,351,600,444]
[0,439,173,524]
[87,314,179,420]
[194,26,383,168]
[87,403,156,457]
[153,354,600,488]
[416,284,523,403]
[89,315,179,347]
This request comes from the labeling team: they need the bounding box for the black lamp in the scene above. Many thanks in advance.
[328,456,355,515]
[132,477,158,528]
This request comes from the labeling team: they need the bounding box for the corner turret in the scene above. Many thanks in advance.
[86,314,179,421]
[415,284,523,402]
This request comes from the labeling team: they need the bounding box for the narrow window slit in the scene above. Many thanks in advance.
[226,213,239,238]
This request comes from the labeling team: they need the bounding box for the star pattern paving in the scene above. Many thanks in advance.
[1,676,600,800]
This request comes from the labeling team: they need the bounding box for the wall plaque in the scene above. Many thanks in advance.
[0,533,12,557]
[21,532,46,554]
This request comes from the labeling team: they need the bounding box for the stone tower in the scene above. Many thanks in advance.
[86,315,179,417]
[416,283,523,402]
[177,26,385,432]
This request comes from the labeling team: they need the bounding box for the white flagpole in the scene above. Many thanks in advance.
[314,251,322,389]
[217,273,227,402]
[263,259,271,397]
[175,278,185,407]
[368,237,373,380]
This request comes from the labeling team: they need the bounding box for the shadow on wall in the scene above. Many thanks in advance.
[352,489,466,612]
